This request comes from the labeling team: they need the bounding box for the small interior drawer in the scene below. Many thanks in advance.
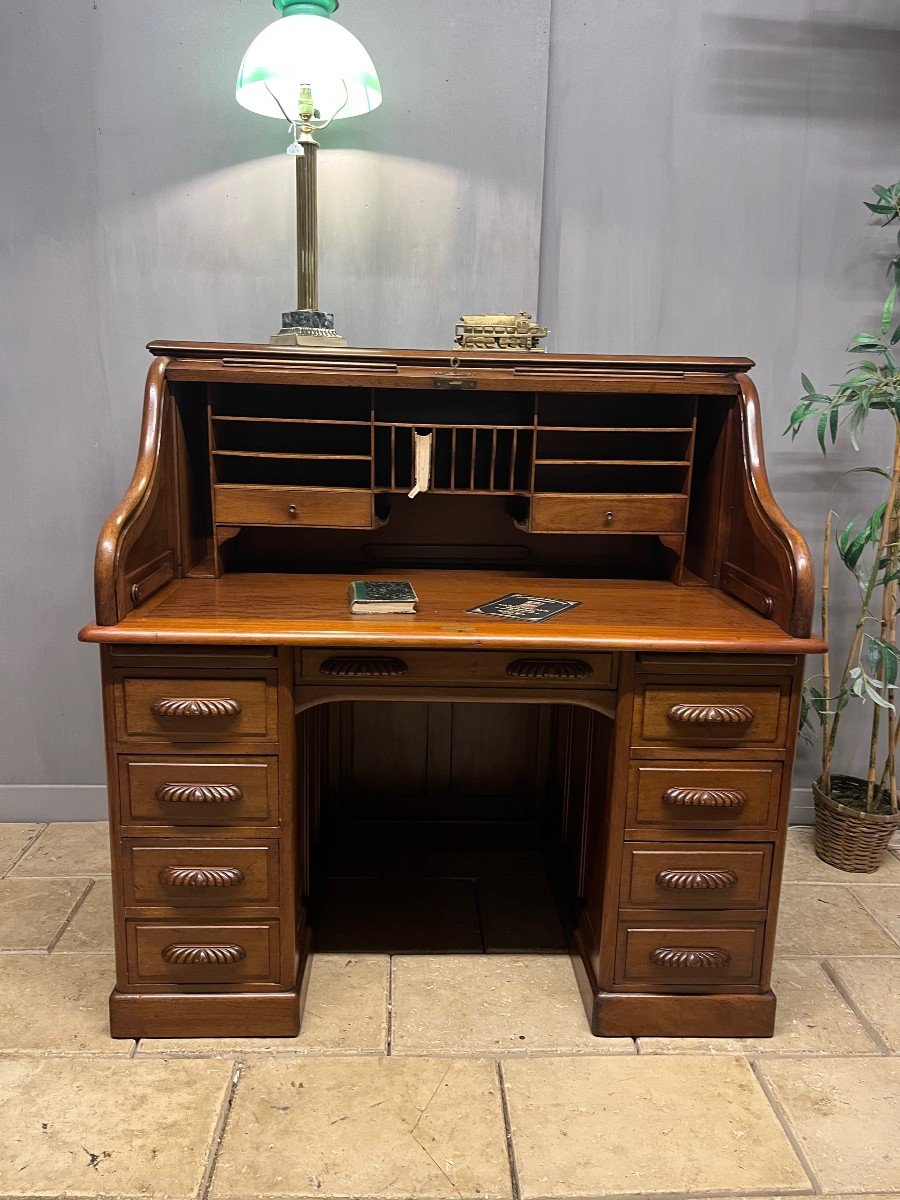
[620,843,772,909]
[529,493,687,535]
[298,648,616,689]
[119,756,279,828]
[633,683,789,749]
[626,763,782,833]
[126,920,279,985]
[123,840,278,907]
[117,675,277,742]
[616,920,764,988]
[214,484,374,529]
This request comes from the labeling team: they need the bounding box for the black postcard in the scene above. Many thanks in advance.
[467,593,581,623]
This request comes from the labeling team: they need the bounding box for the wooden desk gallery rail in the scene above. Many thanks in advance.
[79,341,823,1040]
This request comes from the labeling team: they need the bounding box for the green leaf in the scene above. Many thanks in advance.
[817,410,828,455]
[891,325,900,346]
[829,404,839,444]
[801,372,816,395]
[882,285,897,335]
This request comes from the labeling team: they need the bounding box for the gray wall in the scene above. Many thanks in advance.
[1,0,897,819]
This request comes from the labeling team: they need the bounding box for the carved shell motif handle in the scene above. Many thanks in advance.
[663,787,747,809]
[150,697,242,720]
[319,657,409,678]
[155,783,243,805]
[655,868,738,890]
[506,660,593,680]
[667,703,754,725]
[158,866,245,888]
[650,947,732,969]
[161,943,246,966]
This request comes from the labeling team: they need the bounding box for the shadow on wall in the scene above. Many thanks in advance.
[704,12,900,122]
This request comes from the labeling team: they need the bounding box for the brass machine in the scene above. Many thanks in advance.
[455,310,548,351]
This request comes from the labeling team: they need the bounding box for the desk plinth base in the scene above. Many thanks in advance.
[109,988,303,1040]
[590,990,776,1039]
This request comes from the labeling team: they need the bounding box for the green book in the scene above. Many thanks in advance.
[349,581,419,614]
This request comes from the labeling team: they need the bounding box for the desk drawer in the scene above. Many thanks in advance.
[530,494,687,534]
[124,841,278,907]
[118,675,277,742]
[215,485,374,529]
[633,683,789,750]
[616,920,764,988]
[126,921,279,985]
[627,763,781,833]
[299,649,616,689]
[119,757,279,828]
[621,844,772,909]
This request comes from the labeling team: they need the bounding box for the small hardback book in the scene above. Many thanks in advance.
[349,581,419,614]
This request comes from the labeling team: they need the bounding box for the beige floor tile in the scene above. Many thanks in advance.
[0,1055,233,1197]
[775,883,898,955]
[829,956,900,1051]
[478,876,566,953]
[783,825,900,884]
[760,1056,900,1193]
[0,878,87,950]
[392,955,633,1056]
[638,958,879,1056]
[211,1056,512,1200]
[316,877,482,953]
[139,954,388,1056]
[9,821,110,877]
[53,878,114,953]
[854,885,900,945]
[503,1054,809,1198]
[0,953,126,1054]
[0,823,43,875]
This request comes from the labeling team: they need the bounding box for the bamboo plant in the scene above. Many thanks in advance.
[786,180,900,817]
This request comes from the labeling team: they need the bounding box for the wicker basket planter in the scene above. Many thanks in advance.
[813,775,900,873]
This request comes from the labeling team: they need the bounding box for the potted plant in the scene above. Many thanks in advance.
[786,179,900,872]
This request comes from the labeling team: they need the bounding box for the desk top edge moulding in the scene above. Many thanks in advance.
[80,340,820,1042]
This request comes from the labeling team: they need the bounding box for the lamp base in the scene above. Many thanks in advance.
[270,309,347,348]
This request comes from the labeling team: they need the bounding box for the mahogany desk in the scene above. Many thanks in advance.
[79,342,823,1040]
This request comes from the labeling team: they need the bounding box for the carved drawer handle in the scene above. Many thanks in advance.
[155,783,244,805]
[158,866,245,888]
[506,659,593,680]
[650,947,732,969]
[150,697,242,720]
[655,868,739,890]
[667,703,754,725]
[663,787,747,809]
[319,656,409,678]
[161,943,246,966]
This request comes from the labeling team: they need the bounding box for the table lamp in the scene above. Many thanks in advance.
[237,0,381,346]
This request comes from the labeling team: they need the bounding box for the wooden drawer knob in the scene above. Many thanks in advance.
[667,703,754,725]
[150,697,242,720]
[506,660,593,680]
[154,783,244,805]
[650,946,731,969]
[158,866,245,888]
[662,787,747,809]
[319,656,409,678]
[161,943,246,966]
[655,868,738,890]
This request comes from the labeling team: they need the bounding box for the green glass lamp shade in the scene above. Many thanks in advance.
[237,0,381,121]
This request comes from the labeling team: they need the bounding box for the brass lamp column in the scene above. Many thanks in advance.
[236,0,382,348]
[271,86,344,347]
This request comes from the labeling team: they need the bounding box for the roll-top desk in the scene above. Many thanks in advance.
[79,341,823,1040]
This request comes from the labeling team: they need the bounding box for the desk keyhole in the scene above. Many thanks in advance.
[288,504,298,517]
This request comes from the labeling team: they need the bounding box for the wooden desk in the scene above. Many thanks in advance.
[80,342,822,1040]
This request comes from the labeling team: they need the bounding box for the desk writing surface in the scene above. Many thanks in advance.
[79,571,824,653]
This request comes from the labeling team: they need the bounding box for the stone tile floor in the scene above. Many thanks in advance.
[0,820,897,1199]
